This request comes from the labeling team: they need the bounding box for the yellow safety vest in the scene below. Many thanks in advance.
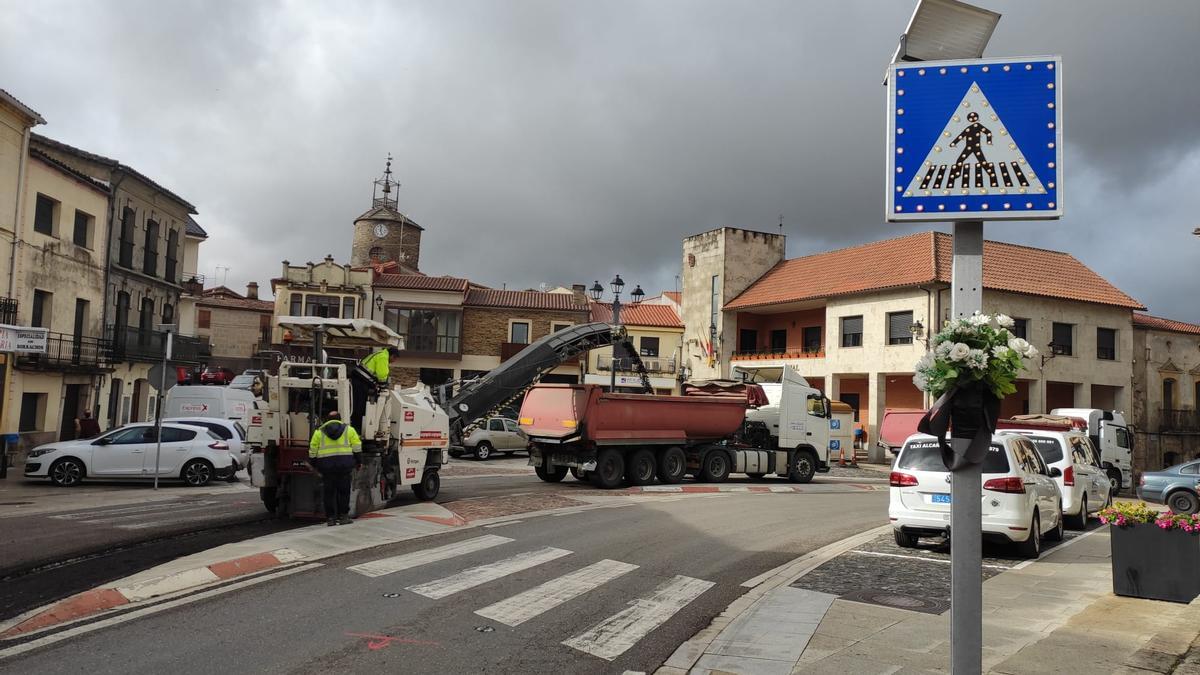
[361,349,391,383]
[308,421,363,459]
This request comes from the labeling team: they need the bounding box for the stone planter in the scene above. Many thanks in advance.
[1111,523,1200,603]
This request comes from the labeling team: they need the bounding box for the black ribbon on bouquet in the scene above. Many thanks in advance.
[917,379,1001,471]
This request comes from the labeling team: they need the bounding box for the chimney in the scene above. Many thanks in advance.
[246,281,259,300]
[571,284,587,305]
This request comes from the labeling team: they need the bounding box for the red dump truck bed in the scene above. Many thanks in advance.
[519,384,747,445]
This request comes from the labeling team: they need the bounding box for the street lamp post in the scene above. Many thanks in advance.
[590,276,644,392]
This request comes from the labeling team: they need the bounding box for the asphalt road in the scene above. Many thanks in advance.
[1,485,887,674]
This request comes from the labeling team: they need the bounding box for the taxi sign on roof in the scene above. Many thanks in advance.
[886,56,1062,222]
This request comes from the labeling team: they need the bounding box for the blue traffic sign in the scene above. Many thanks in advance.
[886,56,1062,221]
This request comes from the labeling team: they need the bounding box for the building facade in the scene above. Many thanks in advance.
[684,229,1144,449]
[196,283,275,373]
[270,256,371,362]
[1131,314,1200,473]
[585,301,685,394]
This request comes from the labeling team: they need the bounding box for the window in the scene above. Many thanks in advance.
[304,295,341,318]
[165,230,179,282]
[34,194,57,236]
[1052,322,1073,355]
[368,246,385,262]
[289,293,302,316]
[887,311,914,345]
[342,297,355,320]
[1163,378,1176,411]
[489,419,505,432]
[899,440,1009,473]
[19,393,46,432]
[739,328,758,353]
[161,303,173,326]
[552,322,572,334]
[510,321,531,344]
[74,299,88,341]
[806,394,827,418]
[503,419,520,433]
[1181,463,1200,475]
[31,289,51,328]
[840,316,863,347]
[803,326,822,353]
[1027,436,1064,463]
[73,210,93,247]
[105,426,150,445]
[143,220,159,276]
[769,329,787,353]
[640,336,660,357]
[160,427,197,442]
[384,308,462,353]
[710,275,720,333]
[119,207,135,267]
[1115,426,1131,449]
[198,309,211,329]
[1096,328,1116,360]
[1068,439,1093,466]
[139,298,154,336]
[1011,318,1029,340]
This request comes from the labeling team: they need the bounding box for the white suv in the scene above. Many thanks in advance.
[889,433,1065,558]
[1001,430,1112,529]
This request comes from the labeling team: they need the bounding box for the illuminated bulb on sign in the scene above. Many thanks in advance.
[896,167,903,173]
[1047,63,1055,70]
[1047,83,1055,89]
[896,206,902,212]
[1026,64,1033,70]
[982,66,989,72]
[1048,103,1055,109]
[982,203,989,210]
[897,147,904,154]
[916,205,924,212]
[1003,203,1011,209]
[897,70,905,77]
[971,85,979,92]
[938,204,946,210]
[918,69,925,75]
[1048,122,1055,129]
[897,186,904,192]
[1026,202,1033,208]
[897,108,904,115]
[897,128,904,134]
[960,204,967,210]
[905,191,913,197]
[1048,202,1056,208]
[1048,162,1056,168]
[898,89,905,96]
[1003,65,1011,72]
[1048,182,1055,189]
[1048,142,1055,149]
[939,68,947,74]
[960,67,968,73]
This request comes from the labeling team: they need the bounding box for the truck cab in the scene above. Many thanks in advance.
[1051,408,1133,491]
[731,365,836,472]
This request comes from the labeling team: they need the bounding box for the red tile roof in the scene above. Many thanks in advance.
[590,302,684,328]
[465,289,588,311]
[1134,313,1200,335]
[726,231,1144,311]
[374,274,470,292]
[664,291,681,304]
[197,295,274,312]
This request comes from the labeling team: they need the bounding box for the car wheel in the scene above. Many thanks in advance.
[182,459,214,487]
[412,470,440,500]
[656,447,686,484]
[698,450,731,483]
[48,458,85,487]
[1046,504,1065,542]
[535,463,568,483]
[1015,512,1041,559]
[894,529,919,548]
[1168,490,1200,515]
[1066,494,1088,530]
[590,448,625,489]
[475,442,493,461]
[788,449,817,484]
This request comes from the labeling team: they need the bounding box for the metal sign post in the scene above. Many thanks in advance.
[153,330,173,490]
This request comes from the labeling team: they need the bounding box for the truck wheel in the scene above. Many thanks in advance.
[260,486,278,514]
[627,449,656,486]
[657,447,686,484]
[699,451,731,483]
[412,470,440,500]
[535,464,568,483]
[590,448,625,489]
[789,450,817,484]
[1105,467,1122,493]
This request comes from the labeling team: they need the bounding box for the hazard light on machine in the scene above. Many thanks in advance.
[886,55,1062,221]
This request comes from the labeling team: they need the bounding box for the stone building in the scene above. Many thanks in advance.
[585,301,685,394]
[350,159,421,272]
[31,134,210,428]
[270,256,371,362]
[196,283,275,373]
[683,228,1144,447]
[1131,313,1200,472]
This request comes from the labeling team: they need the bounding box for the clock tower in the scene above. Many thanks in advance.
[351,155,423,271]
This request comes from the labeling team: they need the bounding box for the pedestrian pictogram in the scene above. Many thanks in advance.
[886,56,1062,221]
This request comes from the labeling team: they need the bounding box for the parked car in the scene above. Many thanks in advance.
[452,417,528,460]
[199,367,236,385]
[163,385,255,422]
[889,433,1064,558]
[228,374,258,391]
[1001,429,1112,529]
[23,423,237,487]
[166,417,248,471]
[1138,461,1200,514]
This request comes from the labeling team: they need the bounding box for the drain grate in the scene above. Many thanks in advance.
[840,589,949,615]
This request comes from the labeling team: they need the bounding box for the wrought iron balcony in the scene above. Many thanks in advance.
[1161,409,1200,433]
[597,354,676,374]
[0,297,17,325]
[181,273,205,295]
[15,332,112,373]
[107,325,212,364]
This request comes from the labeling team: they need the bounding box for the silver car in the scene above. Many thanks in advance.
[454,418,528,460]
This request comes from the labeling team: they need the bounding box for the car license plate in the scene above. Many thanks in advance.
[931,493,951,504]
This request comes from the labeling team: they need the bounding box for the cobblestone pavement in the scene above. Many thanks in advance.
[442,493,588,522]
[440,462,532,477]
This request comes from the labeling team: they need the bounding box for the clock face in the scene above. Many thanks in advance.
[373,223,389,238]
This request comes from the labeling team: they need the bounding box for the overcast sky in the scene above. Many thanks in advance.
[3,0,1197,322]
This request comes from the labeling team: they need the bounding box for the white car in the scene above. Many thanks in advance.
[166,416,248,471]
[1002,429,1112,529]
[889,433,1064,558]
[23,423,237,488]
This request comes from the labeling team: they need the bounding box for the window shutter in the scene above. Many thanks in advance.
[841,316,863,334]
[888,312,912,340]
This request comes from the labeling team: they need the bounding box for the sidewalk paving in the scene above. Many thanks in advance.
[660,526,1200,675]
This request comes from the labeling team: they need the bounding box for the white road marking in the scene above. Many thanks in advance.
[346,535,514,578]
[563,575,715,661]
[50,501,220,520]
[407,547,572,599]
[484,520,523,528]
[475,559,638,627]
[847,549,1012,570]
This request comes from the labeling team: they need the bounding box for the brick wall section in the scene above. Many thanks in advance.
[390,366,422,388]
[462,307,590,356]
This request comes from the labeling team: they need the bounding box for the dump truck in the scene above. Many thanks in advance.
[1000,408,1133,491]
[519,365,839,488]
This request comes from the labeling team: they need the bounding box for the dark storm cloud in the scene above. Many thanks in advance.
[1,0,1196,319]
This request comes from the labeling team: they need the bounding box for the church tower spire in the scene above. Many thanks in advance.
[351,154,424,271]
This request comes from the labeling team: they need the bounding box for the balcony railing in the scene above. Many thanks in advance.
[597,355,676,374]
[181,273,205,295]
[1161,409,1200,433]
[732,348,825,361]
[15,332,112,372]
[0,297,17,325]
[107,325,212,364]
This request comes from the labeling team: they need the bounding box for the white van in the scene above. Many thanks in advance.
[164,386,255,423]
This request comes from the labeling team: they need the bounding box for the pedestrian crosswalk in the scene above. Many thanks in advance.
[343,534,716,661]
[46,499,244,530]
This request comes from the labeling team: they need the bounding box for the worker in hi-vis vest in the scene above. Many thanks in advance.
[360,346,402,385]
[308,411,362,526]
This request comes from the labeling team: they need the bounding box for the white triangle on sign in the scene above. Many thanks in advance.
[902,81,1047,198]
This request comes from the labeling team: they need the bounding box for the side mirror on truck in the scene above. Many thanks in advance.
[823,397,832,419]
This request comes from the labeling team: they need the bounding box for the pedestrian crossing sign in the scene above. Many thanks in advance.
[886,56,1062,222]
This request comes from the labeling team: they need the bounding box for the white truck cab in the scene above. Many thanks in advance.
[731,365,842,471]
[1051,408,1133,491]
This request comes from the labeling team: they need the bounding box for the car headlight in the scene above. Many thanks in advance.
[28,448,54,458]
